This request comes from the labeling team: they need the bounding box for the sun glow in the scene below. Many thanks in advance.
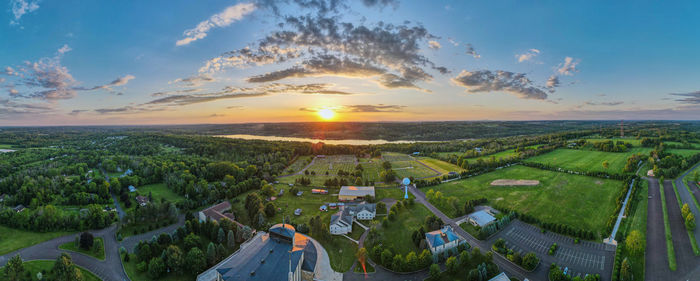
[317,108,336,121]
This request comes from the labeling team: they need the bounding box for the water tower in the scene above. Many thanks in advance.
[402,177,410,199]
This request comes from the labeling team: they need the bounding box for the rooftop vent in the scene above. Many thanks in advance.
[250,271,255,276]
[260,258,265,264]
[269,249,274,253]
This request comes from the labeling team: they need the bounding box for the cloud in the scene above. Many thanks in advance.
[57,44,72,54]
[584,101,624,106]
[176,3,257,46]
[465,44,480,59]
[361,0,399,9]
[9,0,39,25]
[451,70,548,100]
[246,55,386,83]
[670,91,700,104]
[170,75,214,87]
[199,46,300,73]
[516,49,540,63]
[300,104,405,113]
[447,37,459,46]
[557,57,580,75]
[545,75,559,93]
[428,40,441,50]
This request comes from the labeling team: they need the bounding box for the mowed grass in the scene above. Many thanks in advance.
[0,260,101,281]
[282,155,313,174]
[666,149,700,158]
[526,148,652,174]
[623,179,648,281]
[0,225,72,255]
[122,253,192,281]
[583,138,642,146]
[0,144,15,149]
[58,237,106,260]
[428,165,623,237]
[379,203,433,256]
[391,161,438,179]
[658,180,677,271]
[137,183,185,203]
[417,157,465,174]
[436,145,542,162]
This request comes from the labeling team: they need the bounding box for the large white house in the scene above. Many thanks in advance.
[346,203,376,220]
[425,225,463,255]
[329,203,376,235]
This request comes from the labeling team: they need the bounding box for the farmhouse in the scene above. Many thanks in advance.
[329,208,353,235]
[425,225,463,255]
[199,201,236,224]
[196,224,320,281]
[468,210,496,228]
[346,203,376,220]
[135,195,149,206]
[338,186,375,201]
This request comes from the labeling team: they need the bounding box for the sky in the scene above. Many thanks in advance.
[1,0,699,125]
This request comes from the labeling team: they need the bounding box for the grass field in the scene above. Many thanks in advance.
[0,260,101,281]
[666,149,700,158]
[621,179,648,281]
[136,183,185,204]
[0,225,72,255]
[436,145,542,163]
[377,203,432,256]
[418,157,465,174]
[282,155,313,174]
[427,165,623,237]
[0,144,15,149]
[583,138,643,146]
[526,148,652,174]
[58,237,105,260]
[659,179,677,271]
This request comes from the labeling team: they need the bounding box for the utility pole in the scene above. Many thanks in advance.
[620,120,624,138]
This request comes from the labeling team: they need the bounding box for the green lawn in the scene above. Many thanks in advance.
[122,253,193,281]
[348,223,365,240]
[666,149,700,158]
[526,148,652,174]
[624,179,648,281]
[417,157,465,174]
[0,225,72,255]
[282,155,313,174]
[583,138,643,146]
[436,145,542,163]
[322,236,358,272]
[427,165,623,238]
[136,183,185,204]
[0,260,101,281]
[459,222,480,239]
[378,203,432,256]
[58,237,105,260]
[0,144,15,149]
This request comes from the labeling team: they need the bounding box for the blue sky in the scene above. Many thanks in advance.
[1,0,699,125]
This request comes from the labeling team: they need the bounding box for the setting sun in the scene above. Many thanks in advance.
[317,108,336,120]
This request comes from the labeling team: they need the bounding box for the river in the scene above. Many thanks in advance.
[216,134,432,145]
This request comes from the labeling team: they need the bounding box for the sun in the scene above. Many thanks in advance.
[317,108,336,121]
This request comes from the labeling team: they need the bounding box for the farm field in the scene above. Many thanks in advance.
[417,157,465,174]
[136,183,185,204]
[391,160,438,179]
[0,260,101,281]
[427,165,623,238]
[525,148,652,174]
[666,149,700,157]
[435,145,542,162]
[0,225,72,255]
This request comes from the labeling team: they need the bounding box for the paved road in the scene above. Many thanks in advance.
[0,225,128,281]
[661,179,698,275]
[120,214,186,253]
[675,162,700,245]
[645,177,670,281]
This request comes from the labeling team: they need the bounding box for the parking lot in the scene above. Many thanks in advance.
[490,220,615,280]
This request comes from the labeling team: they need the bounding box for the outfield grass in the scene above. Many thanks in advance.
[0,225,72,255]
[136,183,185,204]
[122,253,193,281]
[428,165,623,237]
[58,237,105,260]
[671,181,700,255]
[417,157,465,174]
[377,203,432,256]
[658,179,677,271]
[526,148,652,174]
[0,260,101,281]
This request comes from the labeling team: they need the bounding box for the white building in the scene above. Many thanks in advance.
[329,203,376,234]
[425,225,463,255]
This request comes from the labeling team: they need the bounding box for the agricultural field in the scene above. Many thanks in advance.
[281,155,313,174]
[435,145,542,163]
[525,148,652,174]
[666,149,700,157]
[427,165,624,237]
[391,160,439,179]
[0,225,72,255]
[582,137,643,146]
[417,157,465,174]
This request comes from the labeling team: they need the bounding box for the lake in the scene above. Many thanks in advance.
[216,134,431,145]
[0,149,16,153]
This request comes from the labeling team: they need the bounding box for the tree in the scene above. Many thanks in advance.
[382,161,392,170]
[217,227,226,244]
[376,201,386,214]
[686,213,696,230]
[206,242,217,266]
[264,202,276,217]
[521,252,539,270]
[227,230,236,249]
[165,245,185,273]
[186,247,207,274]
[445,256,458,273]
[626,230,644,256]
[620,258,632,281]
[602,160,610,169]
[52,253,83,281]
[682,203,691,219]
[148,257,166,279]
[4,255,24,281]
[184,233,200,251]
[79,232,94,250]
[356,247,367,266]
[429,263,440,279]
[381,249,393,266]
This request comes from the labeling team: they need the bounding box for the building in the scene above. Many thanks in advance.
[468,210,496,228]
[412,152,420,156]
[128,185,137,193]
[346,203,376,220]
[13,204,25,213]
[488,272,511,281]
[135,196,149,207]
[338,186,375,201]
[294,208,302,216]
[197,224,319,281]
[329,208,353,235]
[311,189,328,194]
[199,201,236,223]
[425,225,463,255]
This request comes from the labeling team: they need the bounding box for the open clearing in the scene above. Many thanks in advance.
[427,165,623,237]
[490,179,540,186]
[0,225,72,255]
[526,148,652,174]
[417,157,465,174]
[436,145,541,162]
[136,183,185,204]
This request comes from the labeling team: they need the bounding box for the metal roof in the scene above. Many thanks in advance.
[339,186,375,197]
[469,210,496,227]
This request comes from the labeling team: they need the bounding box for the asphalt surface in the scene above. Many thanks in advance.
[645,177,670,281]
[119,214,185,253]
[674,162,700,246]
[661,179,698,276]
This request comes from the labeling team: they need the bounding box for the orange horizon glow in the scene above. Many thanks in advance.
[317,108,336,121]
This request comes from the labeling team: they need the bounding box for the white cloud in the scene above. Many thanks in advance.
[9,0,40,25]
[428,40,441,50]
[557,56,580,75]
[57,44,72,54]
[176,3,256,46]
[465,44,480,59]
[515,49,540,63]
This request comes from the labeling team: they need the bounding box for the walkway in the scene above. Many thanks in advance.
[606,178,635,244]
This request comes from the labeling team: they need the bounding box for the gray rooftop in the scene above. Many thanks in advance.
[339,186,375,197]
[469,210,496,227]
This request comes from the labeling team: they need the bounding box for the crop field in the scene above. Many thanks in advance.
[417,157,465,174]
[525,148,652,174]
[382,152,414,162]
[304,155,358,176]
[427,165,623,237]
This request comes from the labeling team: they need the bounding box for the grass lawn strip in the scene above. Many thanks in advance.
[0,260,101,281]
[619,179,648,280]
[672,181,700,255]
[0,225,72,255]
[659,179,678,271]
[58,237,106,260]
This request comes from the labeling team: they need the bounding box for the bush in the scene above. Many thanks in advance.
[79,232,94,250]
[136,261,147,272]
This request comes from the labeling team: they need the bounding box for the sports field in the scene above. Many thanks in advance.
[427,165,623,237]
[525,148,652,174]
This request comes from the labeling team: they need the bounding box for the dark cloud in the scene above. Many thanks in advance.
[170,75,213,87]
[465,43,480,59]
[584,101,624,106]
[670,91,700,104]
[452,70,548,100]
[299,104,405,113]
[546,75,559,93]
